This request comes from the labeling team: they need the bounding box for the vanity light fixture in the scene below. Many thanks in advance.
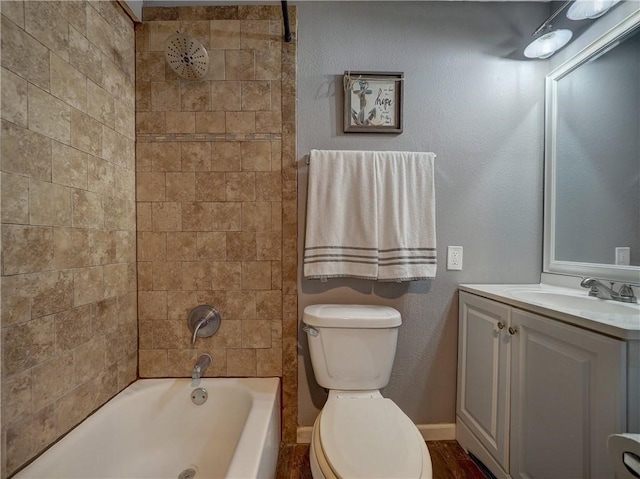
[524,29,573,59]
[567,0,621,20]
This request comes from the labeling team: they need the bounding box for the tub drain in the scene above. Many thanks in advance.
[179,468,196,479]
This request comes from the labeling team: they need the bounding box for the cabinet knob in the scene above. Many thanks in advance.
[497,322,505,330]
[508,326,517,335]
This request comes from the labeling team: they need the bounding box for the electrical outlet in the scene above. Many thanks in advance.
[615,247,630,266]
[447,246,463,271]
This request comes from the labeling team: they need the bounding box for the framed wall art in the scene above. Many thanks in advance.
[343,71,404,134]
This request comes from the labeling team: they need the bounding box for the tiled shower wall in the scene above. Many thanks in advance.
[136,5,298,440]
[0,1,137,475]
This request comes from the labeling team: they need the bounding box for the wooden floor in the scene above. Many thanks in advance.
[276,440,488,479]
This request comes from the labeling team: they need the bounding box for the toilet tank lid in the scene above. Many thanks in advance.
[303,304,401,328]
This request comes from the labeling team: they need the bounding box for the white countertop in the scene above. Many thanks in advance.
[459,283,640,341]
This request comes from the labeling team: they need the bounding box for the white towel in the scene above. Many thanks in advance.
[304,149,379,280]
[376,151,436,280]
[304,149,437,281]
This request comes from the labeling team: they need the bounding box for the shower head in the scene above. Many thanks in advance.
[165,32,209,80]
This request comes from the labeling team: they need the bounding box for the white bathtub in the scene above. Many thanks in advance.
[15,378,281,479]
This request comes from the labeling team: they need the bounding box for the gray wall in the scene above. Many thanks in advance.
[296,1,548,426]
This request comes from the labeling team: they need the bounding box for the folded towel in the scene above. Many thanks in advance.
[376,151,436,281]
[304,150,437,281]
[303,149,379,280]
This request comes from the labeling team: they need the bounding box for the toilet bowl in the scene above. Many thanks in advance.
[303,304,433,479]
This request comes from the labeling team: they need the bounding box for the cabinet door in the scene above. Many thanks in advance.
[510,308,626,479]
[457,292,511,469]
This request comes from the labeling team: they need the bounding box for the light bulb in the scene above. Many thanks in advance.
[524,29,573,59]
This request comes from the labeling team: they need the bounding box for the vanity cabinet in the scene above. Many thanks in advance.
[457,291,626,479]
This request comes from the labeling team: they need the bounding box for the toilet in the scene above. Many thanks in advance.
[303,304,433,479]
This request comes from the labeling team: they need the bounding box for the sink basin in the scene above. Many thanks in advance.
[507,289,640,316]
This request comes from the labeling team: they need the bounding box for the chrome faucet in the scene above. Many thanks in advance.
[580,278,638,303]
[192,354,212,381]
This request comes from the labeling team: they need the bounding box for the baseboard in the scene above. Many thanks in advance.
[296,423,456,444]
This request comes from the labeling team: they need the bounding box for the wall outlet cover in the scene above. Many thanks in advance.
[447,246,463,270]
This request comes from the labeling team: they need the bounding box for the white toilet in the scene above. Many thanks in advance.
[303,304,433,479]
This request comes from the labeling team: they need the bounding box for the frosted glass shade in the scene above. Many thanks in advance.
[524,29,573,59]
[567,0,621,20]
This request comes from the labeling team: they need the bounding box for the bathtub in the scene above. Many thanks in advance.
[15,378,281,479]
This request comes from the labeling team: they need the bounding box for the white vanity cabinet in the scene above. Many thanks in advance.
[457,291,627,479]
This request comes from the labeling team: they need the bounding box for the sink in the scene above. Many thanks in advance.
[507,289,640,316]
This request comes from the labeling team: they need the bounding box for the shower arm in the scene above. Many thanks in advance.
[281,1,292,43]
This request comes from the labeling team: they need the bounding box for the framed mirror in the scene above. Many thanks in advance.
[544,10,640,282]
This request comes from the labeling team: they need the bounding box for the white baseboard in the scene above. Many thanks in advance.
[296,423,456,444]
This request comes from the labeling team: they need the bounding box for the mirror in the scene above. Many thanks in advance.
[544,11,640,282]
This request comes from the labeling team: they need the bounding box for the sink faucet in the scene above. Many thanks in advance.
[192,354,212,381]
[580,278,637,303]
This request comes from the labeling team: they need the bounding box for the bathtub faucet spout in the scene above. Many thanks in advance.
[192,354,212,380]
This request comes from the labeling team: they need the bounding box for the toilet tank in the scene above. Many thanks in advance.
[303,304,401,390]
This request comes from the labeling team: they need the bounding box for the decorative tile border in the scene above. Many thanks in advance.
[137,133,283,143]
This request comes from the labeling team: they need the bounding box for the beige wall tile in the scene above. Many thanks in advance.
[148,21,180,52]
[91,297,119,336]
[29,179,71,227]
[1,172,29,224]
[242,201,271,231]
[212,202,242,231]
[152,202,182,231]
[212,142,241,171]
[69,25,103,85]
[255,49,281,81]
[88,156,115,194]
[181,142,211,171]
[257,231,282,261]
[166,172,196,202]
[74,337,107,384]
[240,20,270,50]
[166,232,196,261]
[241,141,271,171]
[257,347,282,376]
[54,228,89,269]
[136,81,151,111]
[181,261,211,290]
[225,50,254,81]
[226,111,255,134]
[149,142,181,172]
[139,349,169,377]
[241,261,271,290]
[226,290,256,320]
[102,126,134,169]
[152,262,182,291]
[3,315,56,375]
[1,67,28,127]
[136,111,165,134]
[2,225,54,275]
[167,290,197,320]
[1,1,25,27]
[153,320,183,349]
[203,50,225,81]
[227,348,256,376]
[86,3,115,60]
[138,290,168,320]
[165,348,198,377]
[70,108,102,157]
[1,120,52,181]
[24,1,69,60]
[211,20,240,50]
[136,52,165,82]
[226,231,256,261]
[181,81,210,111]
[137,172,166,202]
[52,142,88,190]
[211,81,241,110]
[151,81,180,111]
[242,81,270,111]
[87,80,115,127]
[256,111,282,134]
[225,172,255,201]
[255,171,282,201]
[50,52,87,112]
[2,370,32,428]
[202,319,241,349]
[1,15,50,90]
[194,172,225,202]
[181,201,212,231]
[31,270,74,319]
[211,261,242,290]
[166,111,195,133]
[115,101,136,141]
[88,230,116,266]
[115,231,136,263]
[73,266,104,306]
[28,84,71,144]
[138,231,167,261]
[196,232,226,261]
[242,319,271,348]
[72,189,104,229]
[104,263,130,298]
[194,112,225,134]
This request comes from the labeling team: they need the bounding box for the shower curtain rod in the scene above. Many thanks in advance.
[281,1,292,42]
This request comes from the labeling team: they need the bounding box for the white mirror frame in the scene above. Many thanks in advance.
[544,9,640,282]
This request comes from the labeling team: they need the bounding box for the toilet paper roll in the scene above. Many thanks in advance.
[608,434,640,479]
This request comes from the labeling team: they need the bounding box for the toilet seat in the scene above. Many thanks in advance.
[312,397,429,479]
